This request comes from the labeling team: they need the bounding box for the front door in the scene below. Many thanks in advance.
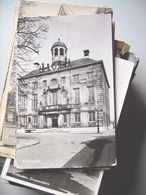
[52,117,58,127]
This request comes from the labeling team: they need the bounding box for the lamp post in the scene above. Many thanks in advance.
[97,110,100,133]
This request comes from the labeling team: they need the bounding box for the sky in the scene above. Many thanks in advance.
[36,15,113,69]
[26,14,114,121]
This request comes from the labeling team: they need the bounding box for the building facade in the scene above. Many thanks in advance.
[17,39,110,130]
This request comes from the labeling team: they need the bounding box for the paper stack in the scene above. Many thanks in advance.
[0,1,139,195]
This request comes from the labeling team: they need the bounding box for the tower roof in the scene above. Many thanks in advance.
[51,38,67,50]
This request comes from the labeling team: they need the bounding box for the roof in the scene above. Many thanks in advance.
[51,39,67,50]
[70,58,98,68]
[18,57,110,88]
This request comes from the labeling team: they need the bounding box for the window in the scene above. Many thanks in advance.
[44,93,47,106]
[88,86,94,102]
[87,71,94,80]
[55,48,58,56]
[73,74,79,83]
[33,116,38,124]
[43,80,47,87]
[61,76,66,84]
[33,82,38,89]
[32,94,38,109]
[22,95,27,109]
[89,111,95,121]
[64,114,67,123]
[52,91,58,105]
[74,88,80,104]
[75,113,80,123]
[62,91,66,98]
[60,48,64,55]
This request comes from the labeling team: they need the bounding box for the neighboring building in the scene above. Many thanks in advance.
[17,39,110,129]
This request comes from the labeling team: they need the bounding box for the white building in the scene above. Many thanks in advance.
[17,39,110,129]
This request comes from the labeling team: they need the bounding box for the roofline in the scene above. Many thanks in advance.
[18,59,110,88]
[18,59,101,80]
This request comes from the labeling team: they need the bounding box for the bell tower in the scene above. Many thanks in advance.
[51,38,67,63]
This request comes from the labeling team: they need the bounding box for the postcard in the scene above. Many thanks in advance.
[115,57,138,121]
[0,7,18,141]
[2,158,103,195]
[10,12,116,169]
[19,1,112,17]
[0,157,6,173]
[0,146,15,159]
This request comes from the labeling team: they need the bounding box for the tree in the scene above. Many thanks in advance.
[7,16,49,112]
[5,5,50,125]
[9,16,49,92]
[14,16,49,74]
[16,17,49,63]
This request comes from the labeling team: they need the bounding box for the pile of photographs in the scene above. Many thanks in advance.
[0,1,139,195]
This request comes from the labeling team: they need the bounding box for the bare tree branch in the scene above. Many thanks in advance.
[15,17,49,64]
[11,16,49,97]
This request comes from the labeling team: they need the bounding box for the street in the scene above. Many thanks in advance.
[16,128,115,169]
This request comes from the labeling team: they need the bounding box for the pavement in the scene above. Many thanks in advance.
[16,127,115,169]
[16,127,114,150]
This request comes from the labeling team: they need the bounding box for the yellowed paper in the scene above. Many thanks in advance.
[19,1,112,17]
[0,7,19,158]
[0,146,15,158]
[0,7,19,138]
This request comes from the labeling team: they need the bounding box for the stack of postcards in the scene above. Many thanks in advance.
[0,1,139,195]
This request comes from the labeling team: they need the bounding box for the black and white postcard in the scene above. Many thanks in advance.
[1,158,103,195]
[9,13,116,169]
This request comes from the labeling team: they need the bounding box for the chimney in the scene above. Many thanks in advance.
[83,49,89,57]
[34,62,40,70]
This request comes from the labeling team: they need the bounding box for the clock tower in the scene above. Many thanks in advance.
[50,39,68,70]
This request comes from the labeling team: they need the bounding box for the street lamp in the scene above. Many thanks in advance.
[97,110,100,133]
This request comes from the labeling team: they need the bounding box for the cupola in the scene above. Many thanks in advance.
[51,38,67,63]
